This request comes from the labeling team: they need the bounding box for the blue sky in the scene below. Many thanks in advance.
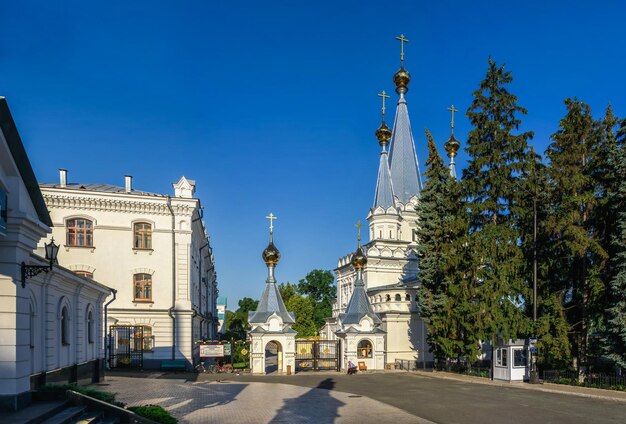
[2,1,625,308]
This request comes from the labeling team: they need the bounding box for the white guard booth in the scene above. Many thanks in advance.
[493,339,529,381]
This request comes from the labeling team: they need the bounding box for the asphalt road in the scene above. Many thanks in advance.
[201,372,626,424]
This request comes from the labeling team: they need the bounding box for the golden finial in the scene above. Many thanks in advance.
[376,91,393,147]
[447,104,459,135]
[262,212,280,266]
[395,34,409,66]
[351,221,367,270]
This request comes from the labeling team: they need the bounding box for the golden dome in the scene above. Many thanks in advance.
[445,134,460,157]
[262,240,281,266]
[375,121,392,147]
[351,246,367,270]
[393,67,411,94]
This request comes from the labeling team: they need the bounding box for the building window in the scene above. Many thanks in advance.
[133,222,152,249]
[133,326,153,351]
[513,348,526,367]
[87,310,94,343]
[66,218,94,247]
[405,293,411,301]
[357,340,372,358]
[395,293,402,301]
[386,294,391,302]
[75,271,93,279]
[61,306,70,345]
[29,304,35,349]
[134,273,152,301]
[496,348,508,367]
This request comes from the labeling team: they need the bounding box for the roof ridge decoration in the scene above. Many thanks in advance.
[387,34,422,204]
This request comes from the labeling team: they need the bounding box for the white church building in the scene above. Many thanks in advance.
[321,44,442,369]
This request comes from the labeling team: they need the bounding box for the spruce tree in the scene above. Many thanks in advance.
[417,129,467,362]
[545,98,607,375]
[462,58,533,347]
[603,115,626,368]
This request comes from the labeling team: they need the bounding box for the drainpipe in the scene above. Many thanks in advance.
[103,288,117,368]
[167,196,176,360]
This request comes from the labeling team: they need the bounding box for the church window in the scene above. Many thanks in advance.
[61,306,70,345]
[379,230,382,238]
[87,310,94,343]
[389,230,392,239]
[75,271,93,279]
[405,293,411,301]
[66,218,93,247]
[29,303,35,349]
[395,294,402,301]
[134,222,152,249]
[357,340,372,358]
[134,273,152,301]
[386,294,391,302]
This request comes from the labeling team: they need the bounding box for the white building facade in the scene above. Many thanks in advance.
[40,173,218,370]
[322,59,432,367]
[0,97,111,411]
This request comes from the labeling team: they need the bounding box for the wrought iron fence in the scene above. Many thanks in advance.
[543,369,626,390]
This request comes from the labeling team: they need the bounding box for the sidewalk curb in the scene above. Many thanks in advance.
[411,370,626,403]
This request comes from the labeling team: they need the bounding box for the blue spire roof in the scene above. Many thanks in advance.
[373,149,395,209]
[388,95,422,203]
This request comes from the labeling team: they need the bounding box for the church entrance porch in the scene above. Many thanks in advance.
[265,341,282,374]
[295,340,340,372]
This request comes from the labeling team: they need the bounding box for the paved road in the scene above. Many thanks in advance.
[101,371,626,424]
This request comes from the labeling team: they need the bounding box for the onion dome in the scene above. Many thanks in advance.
[375,120,392,147]
[393,67,411,95]
[445,133,460,157]
[351,246,367,270]
[262,240,281,266]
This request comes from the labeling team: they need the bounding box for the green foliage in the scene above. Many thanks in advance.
[38,384,121,406]
[279,282,319,337]
[461,57,533,348]
[224,297,259,339]
[297,269,336,330]
[128,405,178,424]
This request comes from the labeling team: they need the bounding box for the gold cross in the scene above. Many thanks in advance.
[355,220,363,245]
[395,34,409,64]
[266,212,277,233]
[447,104,459,133]
[378,91,390,119]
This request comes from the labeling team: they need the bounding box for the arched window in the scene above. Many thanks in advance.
[29,303,35,349]
[66,218,94,247]
[134,273,152,301]
[133,222,152,249]
[87,310,94,343]
[61,306,70,345]
[386,294,391,302]
[405,293,411,301]
[395,293,402,301]
[357,340,372,358]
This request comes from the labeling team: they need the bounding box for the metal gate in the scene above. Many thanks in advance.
[109,325,144,369]
[295,340,340,371]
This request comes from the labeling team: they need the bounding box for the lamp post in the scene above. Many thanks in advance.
[21,237,59,288]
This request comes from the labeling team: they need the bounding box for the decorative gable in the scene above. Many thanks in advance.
[172,176,196,198]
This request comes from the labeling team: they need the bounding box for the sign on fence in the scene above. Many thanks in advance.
[223,343,232,356]
[199,344,224,358]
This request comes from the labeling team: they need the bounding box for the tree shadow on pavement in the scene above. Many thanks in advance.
[269,378,344,424]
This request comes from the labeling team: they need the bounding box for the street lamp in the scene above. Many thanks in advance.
[21,237,59,288]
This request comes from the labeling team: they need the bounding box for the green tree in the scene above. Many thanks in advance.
[603,114,626,368]
[224,297,259,340]
[279,283,318,337]
[545,98,607,374]
[297,269,335,330]
[462,58,533,348]
[416,129,468,361]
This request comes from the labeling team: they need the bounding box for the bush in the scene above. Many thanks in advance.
[37,383,123,406]
[128,405,177,424]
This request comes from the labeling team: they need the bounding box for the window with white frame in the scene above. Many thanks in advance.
[513,347,526,367]
[496,348,508,367]
[357,339,372,358]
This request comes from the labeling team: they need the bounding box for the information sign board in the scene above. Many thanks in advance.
[199,344,224,358]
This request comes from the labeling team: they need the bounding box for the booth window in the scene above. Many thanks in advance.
[357,340,372,358]
[513,348,526,367]
[66,218,94,247]
[496,348,508,367]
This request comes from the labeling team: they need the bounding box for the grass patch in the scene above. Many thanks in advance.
[232,362,248,369]
[128,405,177,424]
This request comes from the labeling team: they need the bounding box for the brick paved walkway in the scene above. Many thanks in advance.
[100,376,431,424]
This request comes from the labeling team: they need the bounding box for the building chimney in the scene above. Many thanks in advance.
[125,175,132,193]
[59,169,67,188]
